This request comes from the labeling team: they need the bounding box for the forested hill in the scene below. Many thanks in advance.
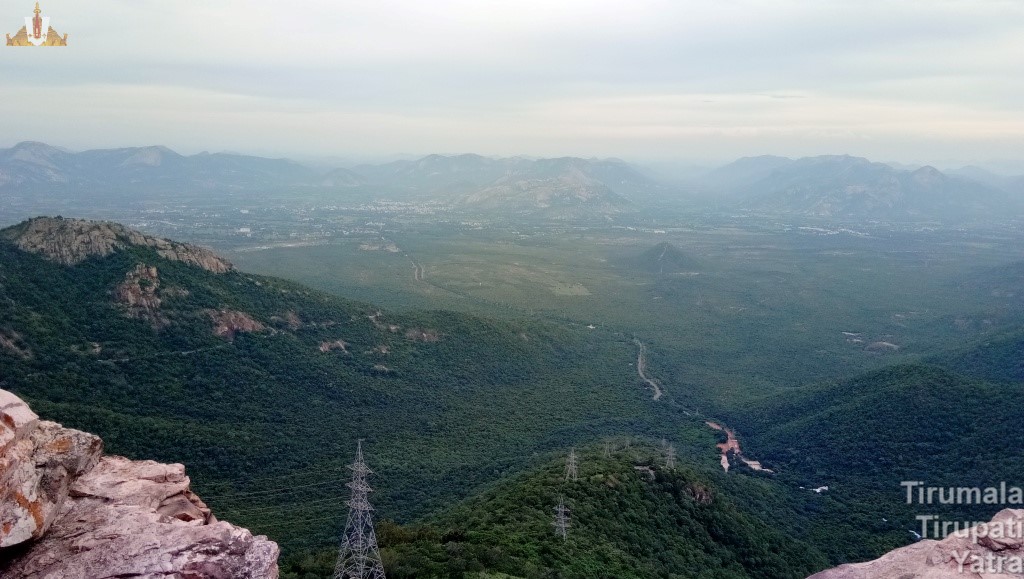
[0,217,677,559]
[733,363,1024,489]
[283,444,832,579]
[723,359,1024,555]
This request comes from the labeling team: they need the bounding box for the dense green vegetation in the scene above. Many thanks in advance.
[5,216,1024,578]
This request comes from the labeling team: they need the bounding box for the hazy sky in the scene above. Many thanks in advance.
[2,0,1022,164]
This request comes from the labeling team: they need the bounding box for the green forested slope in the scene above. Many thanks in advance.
[0,231,664,554]
[735,365,1024,487]
[726,362,1024,564]
[935,329,1024,383]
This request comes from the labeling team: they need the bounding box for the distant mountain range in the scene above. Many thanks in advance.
[0,142,317,194]
[2,142,1022,223]
[0,143,658,219]
[699,154,1024,222]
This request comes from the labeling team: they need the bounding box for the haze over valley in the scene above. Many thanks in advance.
[4,1,1024,577]
[3,138,1024,577]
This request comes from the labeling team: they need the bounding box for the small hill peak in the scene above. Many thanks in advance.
[639,242,701,274]
[0,217,233,273]
[119,146,183,167]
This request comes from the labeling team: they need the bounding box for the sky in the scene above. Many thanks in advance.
[1,0,1023,166]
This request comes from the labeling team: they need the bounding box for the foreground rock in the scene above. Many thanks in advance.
[0,390,101,548]
[0,389,279,578]
[809,509,1024,578]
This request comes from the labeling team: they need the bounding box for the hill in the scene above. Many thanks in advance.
[356,154,655,217]
[933,327,1024,384]
[699,155,793,192]
[461,158,634,218]
[352,153,510,194]
[0,216,677,560]
[0,216,232,270]
[948,165,1024,196]
[636,242,701,275]
[725,361,1024,546]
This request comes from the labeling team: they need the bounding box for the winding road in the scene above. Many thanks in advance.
[633,338,663,401]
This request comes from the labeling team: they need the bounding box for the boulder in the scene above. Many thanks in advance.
[206,309,266,340]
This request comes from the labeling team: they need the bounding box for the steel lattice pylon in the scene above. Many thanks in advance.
[553,497,571,541]
[565,447,579,482]
[333,440,387,579]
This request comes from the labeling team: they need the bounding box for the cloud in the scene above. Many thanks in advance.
[1,0,1022,162]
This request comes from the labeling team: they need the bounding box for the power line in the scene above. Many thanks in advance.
[257,514,348,530]
[201,464,349,488]
[220,495,351,517]
[202,477,346,501]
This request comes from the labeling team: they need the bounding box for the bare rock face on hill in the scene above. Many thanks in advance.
[207,309,267,340]
[810,509,1024,578]
[0,389,279,579]
[0,216,233,273]
[115,264,167,327]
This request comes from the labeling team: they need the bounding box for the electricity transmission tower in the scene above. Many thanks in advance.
[603,441,612,459]
[553,497,571,540]
[565,447,579,482]
[333,440,387,579]
[665,443,677,470]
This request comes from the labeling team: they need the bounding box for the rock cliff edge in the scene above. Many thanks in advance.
[0,388,279,579]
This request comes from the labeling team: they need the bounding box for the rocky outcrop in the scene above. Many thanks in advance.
[0,330,31,359]
[0,389,279,578]
[0,217,233,273]
[206,309,266,340]
[319,340,350,354]
[115,264,167,328]
[810,509,1024,578]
